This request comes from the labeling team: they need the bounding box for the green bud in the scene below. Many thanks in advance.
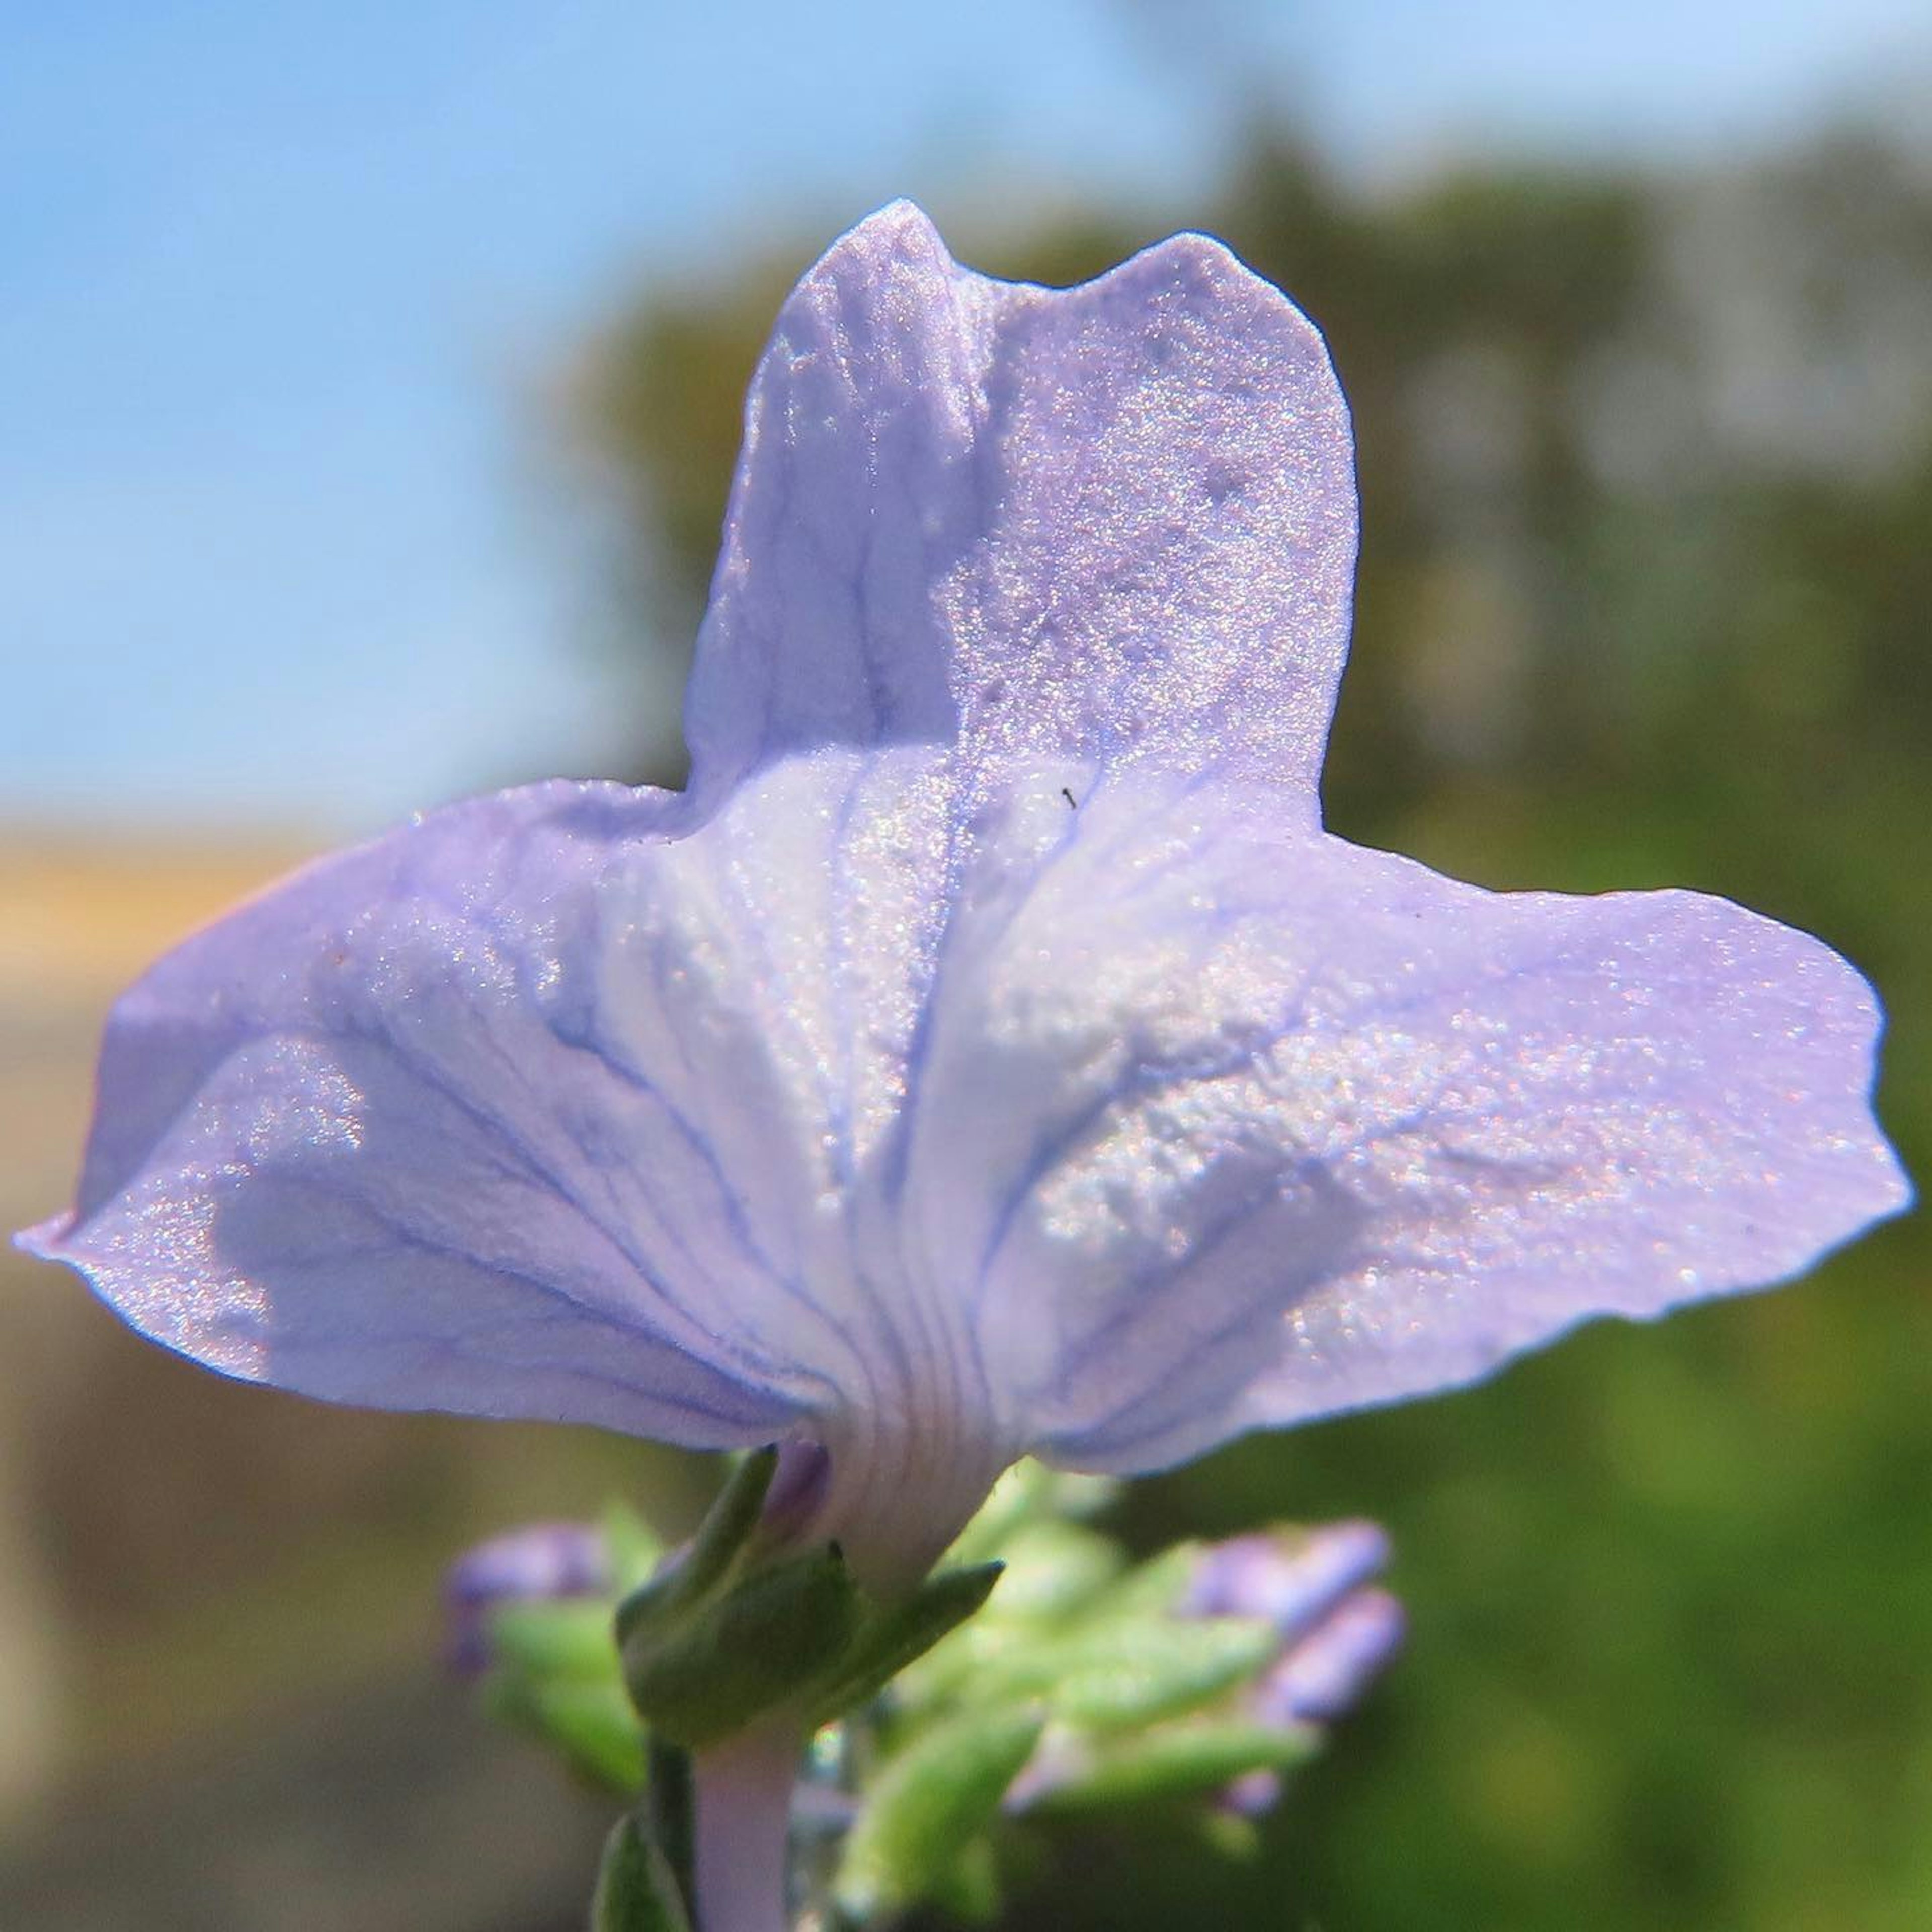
[589,1812,692,1932]
[807,1559,1005,1727]
[1091,1542,1200,1620]
[1028,1719,1319,1812]
[623,1544,861,1749]
[834,1703,1046,1919]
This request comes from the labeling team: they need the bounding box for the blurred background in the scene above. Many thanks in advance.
[3,3,1929,1926]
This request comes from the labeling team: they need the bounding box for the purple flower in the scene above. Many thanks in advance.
[444,1520,608,1675]
[1003,1521,1405,1819]
[17,203,1909,1596]
[1180,1521,1390,1630]
[1178,1523,1404,1817]
[1254,1586,1406,1728]
[1218,1584,1408,1817]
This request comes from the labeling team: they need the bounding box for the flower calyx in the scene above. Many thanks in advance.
[615,1447,1005,1753]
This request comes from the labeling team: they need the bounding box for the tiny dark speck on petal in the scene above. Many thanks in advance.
[1202,459,1247,504]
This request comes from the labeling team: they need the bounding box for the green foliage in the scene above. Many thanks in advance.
[807,1559,1007,1727]
[833,1705,1049,1921]
[477,1463,1344,1926]
[590,1813,692,1932]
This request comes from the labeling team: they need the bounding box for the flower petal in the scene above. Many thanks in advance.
[908,781,1910,1472]
[19,780,850,1446]
[684,202,1356,818]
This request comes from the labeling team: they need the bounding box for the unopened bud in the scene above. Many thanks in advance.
[445,1521,607,1676]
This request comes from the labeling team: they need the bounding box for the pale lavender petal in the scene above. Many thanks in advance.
[685,202,1355,816]
[18,780,851,1447]
[919,784,1908,1472]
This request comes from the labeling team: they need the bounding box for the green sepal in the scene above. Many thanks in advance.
[589,1812,692,1932]
[1027,1719,1320,1812]
[485,1673,646,1797]
[833,1703,1046,1919]
[806,1560,1005,1727]
[623,1543,861,1749]
[615,1446,778,1649]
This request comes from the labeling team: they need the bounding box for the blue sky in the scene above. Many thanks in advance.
[3,0,1927,834]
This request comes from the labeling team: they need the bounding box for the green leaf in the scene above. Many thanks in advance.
[589,1812,692,1932]
[944,1462,1120,1569]
[601,1500,667,1596]
[807,1560,1005,1726]
[1029,1719,1320,1812]
[944,1462,1056,1568]
[926,1836,1004,1925]
[972,1616,1278,1731]
[833,1703,1045,1918]
[486,1674,647,1796]
[488,1597,627,1682]
[979,1522,1123,1622]
[623,1543,861,1749]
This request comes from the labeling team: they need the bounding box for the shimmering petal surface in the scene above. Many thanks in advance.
[685,201,1355,817]
[20,781,844,1447]
[936,800,1909,1472]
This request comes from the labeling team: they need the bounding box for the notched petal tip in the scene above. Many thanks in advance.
[815,198,955,277]
[687,201,1360,804]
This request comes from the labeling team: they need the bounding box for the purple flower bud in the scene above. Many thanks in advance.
[1181,1523,1402,1818]
[1217,1767,1285,1818]
[1254,1586,1405,1728]
[444,1521,608,1676]
[1180,1520,1391,1640]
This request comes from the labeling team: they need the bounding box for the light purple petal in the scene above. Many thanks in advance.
[20,780,846,1447]
[919,783,1908,1471]
[684,202,1355,817]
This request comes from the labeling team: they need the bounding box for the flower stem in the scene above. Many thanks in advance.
[691,1721,802,1932]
